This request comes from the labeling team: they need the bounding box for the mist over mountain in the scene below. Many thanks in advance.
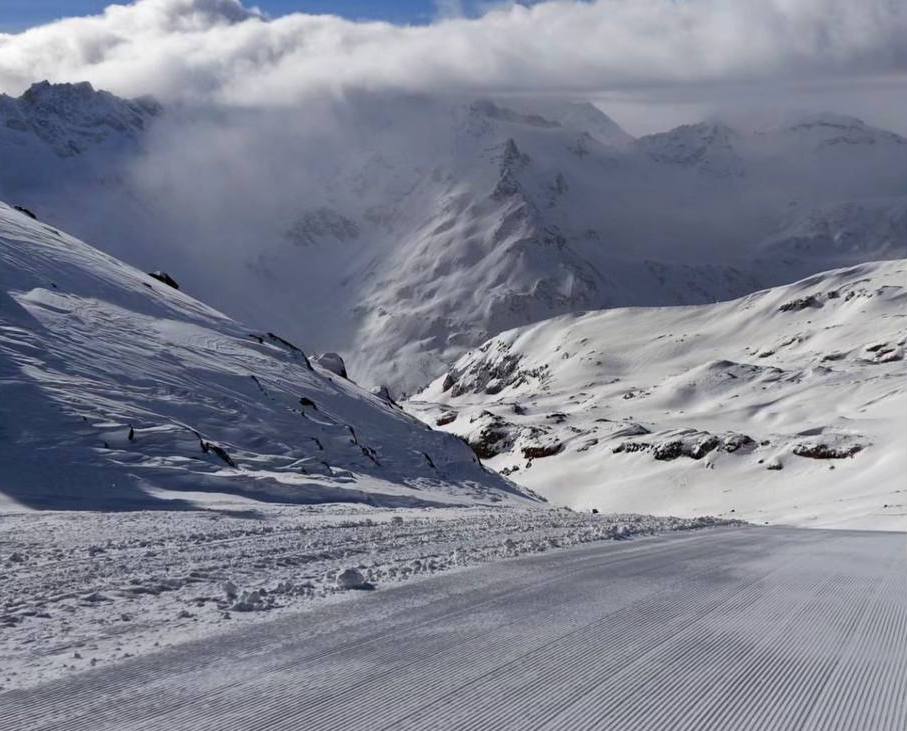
[1,82,904,395]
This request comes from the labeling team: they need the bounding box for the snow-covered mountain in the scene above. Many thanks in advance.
[0,81,158,158]
[2,83,905,395]
[408,260,907,530]
[0,201,535,510]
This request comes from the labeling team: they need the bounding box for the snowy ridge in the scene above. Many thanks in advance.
[409,260,907,529]
[1,85,906,394]
[0,201,535,510]
[0,81,158,158]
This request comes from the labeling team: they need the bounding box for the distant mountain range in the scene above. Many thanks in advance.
[2,82,905,394]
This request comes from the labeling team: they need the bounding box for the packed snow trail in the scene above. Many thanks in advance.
[3,526,906,730]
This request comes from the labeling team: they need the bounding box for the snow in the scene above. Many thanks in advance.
[2,84,905,393]
[0,81,157,158]
[0,503,731,692]
[0,200,535,511]
[0,79,904,717]
[4,525,905,730]
[409,260,907,530]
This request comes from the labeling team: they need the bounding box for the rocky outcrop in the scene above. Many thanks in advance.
[148,271,179,290]
[613,430,755,461]
[792,443,863,459]
[313,352,349,379]
[778,295,823,312]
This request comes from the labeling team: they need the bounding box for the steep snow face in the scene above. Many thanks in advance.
[409,260,907,530]
[1,85,906,394]
[0,201,535,511]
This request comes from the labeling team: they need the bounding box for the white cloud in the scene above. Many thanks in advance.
[0,0,904,105]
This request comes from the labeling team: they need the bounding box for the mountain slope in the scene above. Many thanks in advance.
[0,201,535,510]
[2,84,906,394]
[408,261,907,529]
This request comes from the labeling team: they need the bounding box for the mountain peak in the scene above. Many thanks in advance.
[636,121,743,176]
[1,80,160,157]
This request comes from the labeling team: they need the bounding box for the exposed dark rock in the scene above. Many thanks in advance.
[778,295,823,312]
[449,344,549,397]
[467,417,517,460]
[313,352,348,379]
[687,435,720,460]
[793,443,863,459]
[435,411,457,427]
[522,442,564,460]
[653,441,685,461]
[485,380,504,395]
[370,385,397,405]
[264,332,312,369]
[613,440,650,454]
[615,430,754,461]
[148,271,179,290]
[361,446,381,466]
[202,442,237,468]
[722,433,756,453]
[862,342,903,363]
[13,205,37,220]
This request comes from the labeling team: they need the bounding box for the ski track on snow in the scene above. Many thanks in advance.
[3,526,905,730]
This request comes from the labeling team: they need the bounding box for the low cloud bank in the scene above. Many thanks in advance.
[0,0,904,105]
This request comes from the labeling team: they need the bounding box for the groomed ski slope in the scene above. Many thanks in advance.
[3,525,905,730]
[0,505,728,691]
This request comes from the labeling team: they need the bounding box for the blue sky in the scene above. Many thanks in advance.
[0,1,482,33]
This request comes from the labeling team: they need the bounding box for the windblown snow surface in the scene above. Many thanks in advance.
[409,260,907,530]
[0,200,533,510]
